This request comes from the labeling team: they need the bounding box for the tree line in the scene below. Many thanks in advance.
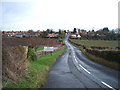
[72,27,119,40]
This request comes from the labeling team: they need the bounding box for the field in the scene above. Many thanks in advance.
[2,37,61,47]
[70,39,118,49]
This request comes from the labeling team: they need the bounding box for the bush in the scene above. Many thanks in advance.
[62,43,65,46]
[27,47,37,61]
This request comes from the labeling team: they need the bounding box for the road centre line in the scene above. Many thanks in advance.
[73,56,76,58]
[69,41,115,89]
[101,81,115,90]
[76,55,115,89]
[78,64,91,74]
[74,58,78,63]
[73,54,91,74]
[74,54,115,89]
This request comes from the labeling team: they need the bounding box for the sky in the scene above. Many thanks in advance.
[1,0,120,31]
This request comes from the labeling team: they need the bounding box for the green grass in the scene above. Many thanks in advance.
[28,48,37,61]
[71,39,118,48]
[36,47,44,51]
[6,48,66,88]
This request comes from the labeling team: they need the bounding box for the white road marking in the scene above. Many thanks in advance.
[68,41,116,89]
[75,58,78,63]
[73,56,76,58]
[78,64,91,74]
[74,52,115,90]
[72,50,91,74]
[101,81,115,90]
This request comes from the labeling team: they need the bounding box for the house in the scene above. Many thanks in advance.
[15,34,23,38]
[71,34,81,39]
[77,35,81,38]
[87,30,95,36]
[71,34,77,38]
[7,34,14,37]
[48,33,57,37]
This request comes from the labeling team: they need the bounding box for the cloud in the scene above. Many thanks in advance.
[1,0,119,31]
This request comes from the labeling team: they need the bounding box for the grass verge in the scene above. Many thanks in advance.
[36,47,44,51]
[70,41,119,70]
[5,47,66,88]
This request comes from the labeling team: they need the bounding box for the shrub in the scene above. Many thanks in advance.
[27,47,37,61]
[62,43,65,46]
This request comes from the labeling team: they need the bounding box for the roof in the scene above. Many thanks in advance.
[48,33,57,37]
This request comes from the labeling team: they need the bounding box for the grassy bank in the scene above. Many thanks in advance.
[5,47,66,88]
[80,46,119,70]
[69,40,119,70]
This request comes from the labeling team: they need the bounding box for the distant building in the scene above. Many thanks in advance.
[77,35,81,38]
[7,34,13,37]
[87,30,95,36]
[48,33,57,37]
[71,34,81,39]
[71,34,76,38]
[15,34,23,38]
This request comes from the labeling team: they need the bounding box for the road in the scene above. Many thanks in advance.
[46,35,119,89]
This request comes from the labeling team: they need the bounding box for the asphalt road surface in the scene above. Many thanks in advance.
[46,35,120,89]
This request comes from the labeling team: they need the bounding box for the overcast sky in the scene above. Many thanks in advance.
[1,0,119,31]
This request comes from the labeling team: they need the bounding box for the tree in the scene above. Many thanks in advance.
[59,29,62,35]
[64,30,66,33]
[92,30,95,32]
[81,29,86,32]
[78,29,80,33]
[111,29,115,34]
[67,30,69,33]
[103,27,109,31]
[2,31,5,34]
[50,29,53,33]
[46,29,50,33]
[41,31,47,38]
[28,29,34,34]
[102,27,109,34]
[73,28,77,34]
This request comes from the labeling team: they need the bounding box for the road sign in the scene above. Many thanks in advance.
[44,47,54,52]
